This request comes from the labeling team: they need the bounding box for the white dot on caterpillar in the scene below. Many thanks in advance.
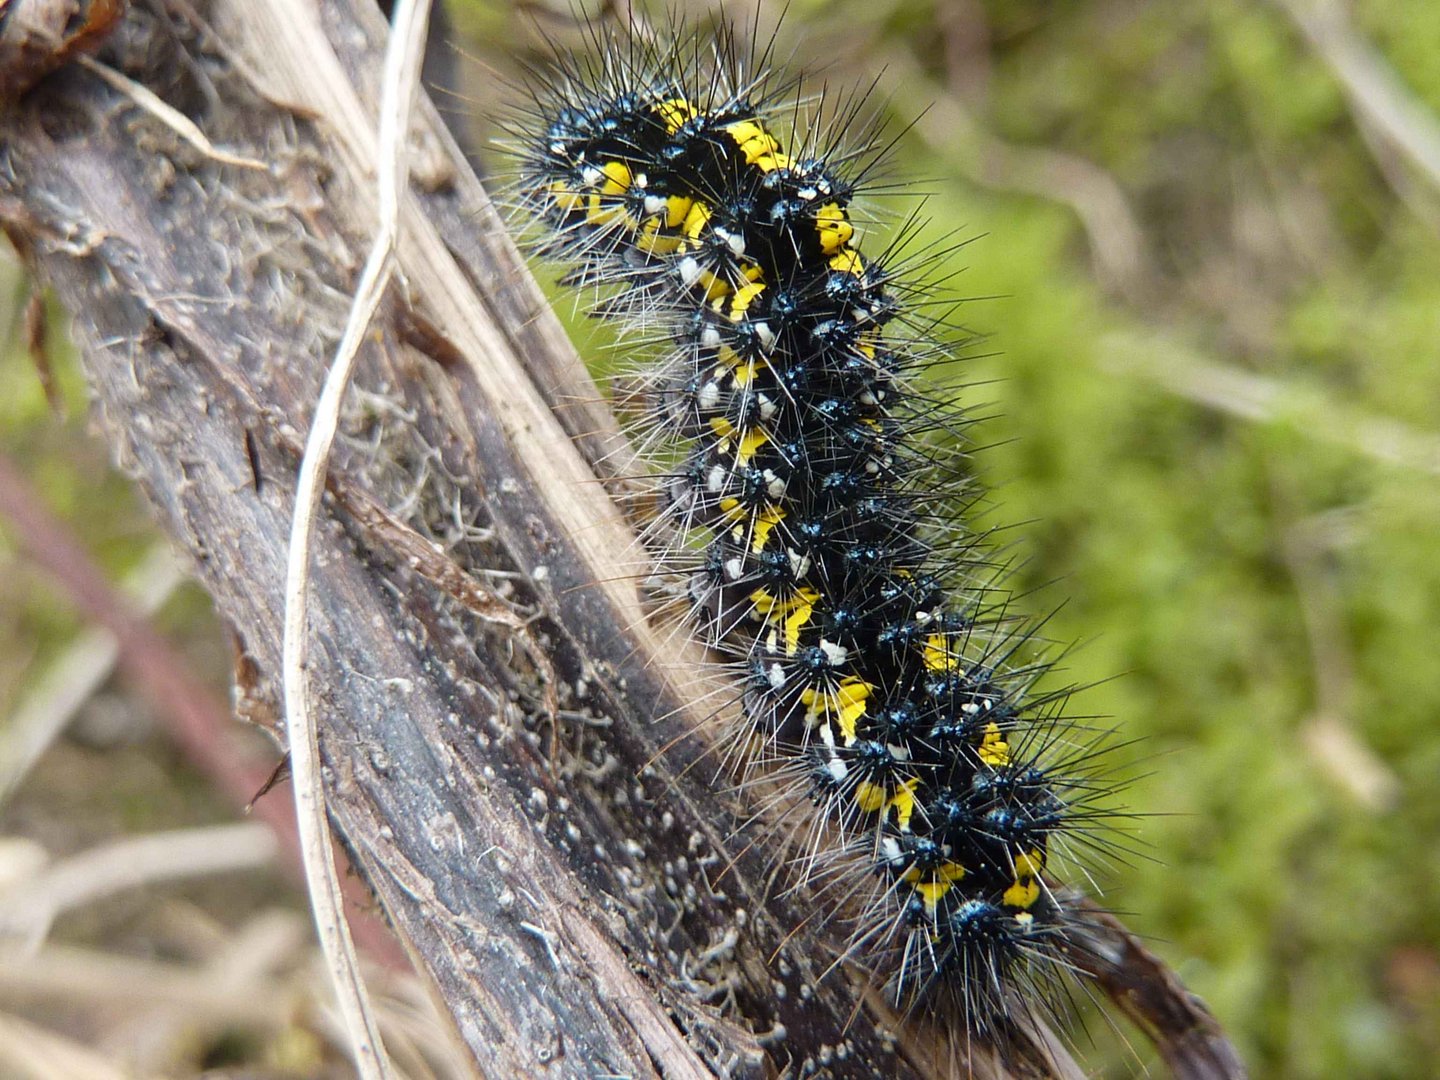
[678,255,703,286]
[698,380,721,410]
[826,756,848,783]
[714,226,746,257]
[764,470,786,498]
[701,324,722,348]
[754,322,776,349]
[819,639,848,665]
[767,663,786,690]
[757,393,777,421]
[725,556,744,579]
[643,194,665,216]
[706,464,725,493]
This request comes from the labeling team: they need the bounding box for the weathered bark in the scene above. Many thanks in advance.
[0,2,1242,1078]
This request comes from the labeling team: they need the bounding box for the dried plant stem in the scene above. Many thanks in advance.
[279,1,431,1076]
[0,545,184,804]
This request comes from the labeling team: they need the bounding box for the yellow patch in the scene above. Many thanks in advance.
[1014,849,1046,877]
[548,178,584,213]
[597,160,631,196]
[750,586,819,655]
[724,119,782,167]
[915,880,953,911]
[889,777,920,830]
[729,281,766,319]
[731,359,762,389]
[855,781,887,814]
[585,159,637,229]
[698,271,731,303]
[635,217,683,255]
[801,676,873,740]
[924,633,958,673]
[735,426,769,466]
[978,722,1011,767]
[664,194,693,228]
[1004,878,1041,910]
[683,200,712,242]
[815,202,854,254]
[753,151,792,173]
[828,249,866,277]
[747,504,786,551]
[654,97,697,133]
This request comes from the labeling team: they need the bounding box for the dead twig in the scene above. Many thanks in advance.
[0,823,279,949]
[0,545,185,804]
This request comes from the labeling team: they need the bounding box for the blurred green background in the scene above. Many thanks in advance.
[3,1,1437,1077]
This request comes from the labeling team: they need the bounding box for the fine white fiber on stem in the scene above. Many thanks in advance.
[280,2,432,1077]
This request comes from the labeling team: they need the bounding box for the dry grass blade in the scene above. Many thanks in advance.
[280,1,432,1077]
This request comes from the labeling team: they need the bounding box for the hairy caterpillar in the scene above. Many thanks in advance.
[503,15,1122,1053]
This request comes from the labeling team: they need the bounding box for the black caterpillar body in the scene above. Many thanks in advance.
[510,24,1115,1038]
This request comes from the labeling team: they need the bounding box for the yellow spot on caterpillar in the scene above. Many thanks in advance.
[654,97,697,133]
[828,248,866,277]
[548,178,584,213]
[801,677,873,742]
[1014,849,1046,877]
[751,586,820,655]
[753,151,792,173]
[908,862,967,912]
[730,358,763,388]
[906,861,967,885]
[924,633,958,673]
[683,200,712,242]
[889,777,920,830]
[698,271,730,303]
[735,426,769,466]
[724,119,782,166]
[585,160,636,228]
[748,504,786,550]
[1004,878,1041,910]
[855,780,887,814]
[707,416,767,465]
[815,202,853,254]
[729,281,765,319]
[636,216,683,255]
[597,160,631,195]
[915,880,952,910]
[664,194,692,228]
[978,722,1010,767]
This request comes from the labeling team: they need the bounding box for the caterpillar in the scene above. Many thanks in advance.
[504,15,1120,1053]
